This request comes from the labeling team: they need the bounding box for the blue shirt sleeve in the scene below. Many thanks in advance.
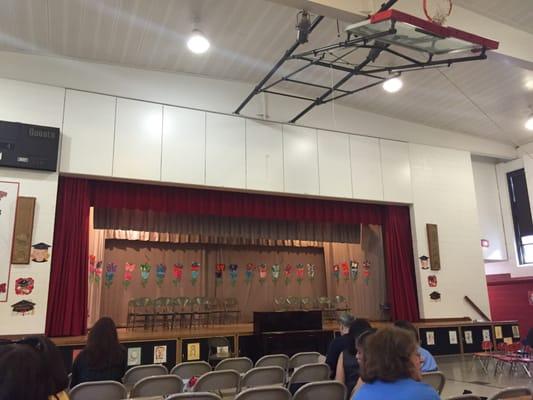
[418,346,438,372]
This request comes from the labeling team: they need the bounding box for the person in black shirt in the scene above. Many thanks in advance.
[325,313,355,377]
[70,317,127,388]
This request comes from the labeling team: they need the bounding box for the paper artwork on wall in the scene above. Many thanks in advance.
[245,263,255,284]
[449,330,458,345]
[172,263,183,286]
[341,262,350,281]
[15,277,34,295]
[228,264,238,286]
[362,261,371,285]
[11,196,36,264]
[503,337,513,345]
[105,262,118,288]
[419,255,429,270]
[258,264,267,284]
[350,261,359,281]
[191,262,200,285]
[464,330,473,344]
[139,263,151,287]
[428,275,437,287]
[429,291,441,301]
[153,345,167,364]
[426,331,435,346]
[494,326,503,339]
[89,256,103,284]
[512,325,520,338]
[296,264,305,285]
[283,264,292,285]
[0,181,19,302]
[215,263,225,286]
[307,263,316,281]
[187,342,200,361]
[127,347,141,366]
[270,264,279,284]
[123,263,135,288]
[31,242,51,263]
[11,299,35,315]
[155,263,167,287]
[333,264,340,282]
[482,329,491,342]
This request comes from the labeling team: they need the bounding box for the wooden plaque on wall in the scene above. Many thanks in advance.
[11,197,36,264]
[426,223,441,270]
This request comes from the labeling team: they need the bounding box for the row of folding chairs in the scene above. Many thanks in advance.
[472,341,533,377]
[445,386,532,400]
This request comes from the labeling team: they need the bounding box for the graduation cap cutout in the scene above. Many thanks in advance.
[31,243,51,263]
[429,291,441,301]
[32,243,51,250]
[419,255,429,269]
[0,190,7,200]
[11,300,36,314]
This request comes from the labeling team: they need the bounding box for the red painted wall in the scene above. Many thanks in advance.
[487,274,533,337]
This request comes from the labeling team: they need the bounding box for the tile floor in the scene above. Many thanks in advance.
[438,354,533,398]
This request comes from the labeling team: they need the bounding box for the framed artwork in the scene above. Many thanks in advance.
[128,347,141,366]
[464,330,473,344]
[153,345,167,364]
[426,224,441,270]
[0,181,19,302]
[11,197,36,264]
[187,343,200,361]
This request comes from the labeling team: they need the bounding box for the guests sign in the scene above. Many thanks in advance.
[0,181,19,302]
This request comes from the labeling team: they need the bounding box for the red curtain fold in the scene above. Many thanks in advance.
[45,177,90,337]
[382,205,420,321]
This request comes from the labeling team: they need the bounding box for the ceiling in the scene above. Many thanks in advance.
[0,0,532,145]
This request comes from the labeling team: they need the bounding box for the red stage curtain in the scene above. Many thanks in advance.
[382,205,420,321]
[45,177,90,337]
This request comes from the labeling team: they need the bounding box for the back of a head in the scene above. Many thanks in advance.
[0,344,48,400]
[86,317,124,368]
[339,313,355,329]
[394,320,419,342]
[359,327,418,383]
[345,318,372,355]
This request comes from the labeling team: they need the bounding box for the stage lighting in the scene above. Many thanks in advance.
[296,10,311,44]
[383,77,403,93]
[187,30,210,54]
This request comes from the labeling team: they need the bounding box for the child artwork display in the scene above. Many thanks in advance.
[428,275,437,287]
[426,331,435,346]
[494,326,503,339]
[464,330,473,345]
[482,329,491,342]
[187,343,200,361]
[512,325,520,338]
[127,347,141,366]
[448,330,458,345]
[15,277,34,295]
[153,345,167,364]
[0,181,19,302]
[31,242,51,263]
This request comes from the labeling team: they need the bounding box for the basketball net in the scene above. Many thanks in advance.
[423,0,453,25]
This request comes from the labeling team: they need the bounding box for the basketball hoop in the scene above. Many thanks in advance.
[423,0,453,25]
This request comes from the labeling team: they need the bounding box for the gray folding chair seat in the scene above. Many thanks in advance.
[289,352,321,370]
[214,357,253,373]
[131,375,183,397]
[235,386,292,400]
[241,366,285,389]
[288,363,330,392]
[171,361,212,379]
[293,381,346,400]
[123,363,168,389]
[69,381,127,400]
[193,370,241,393]
[420,371,446,395]
[167,393,222,400]
[488,386,533,400]
[255,354,289,370]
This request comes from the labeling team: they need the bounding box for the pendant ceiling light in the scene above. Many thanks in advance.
[187,29,210,54]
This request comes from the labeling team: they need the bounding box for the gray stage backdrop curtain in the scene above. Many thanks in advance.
[94,209,361,244]
[95,225,385,326]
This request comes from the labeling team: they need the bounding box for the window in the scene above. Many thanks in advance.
[507,169,533,264]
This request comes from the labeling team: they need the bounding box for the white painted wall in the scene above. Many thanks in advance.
[0,79,64,335]
[471,159,507,261]
[410,144,491,320]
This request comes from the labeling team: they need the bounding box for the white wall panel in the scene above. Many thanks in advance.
[113,98,162,181]
[350,135,383,201]
[162,106,205,185]
[205,113,245,188]
[380,139,412,203]
[283,125,319,195]
[61,90,115,176]
[317,130,352,198]
[245,120,284,192]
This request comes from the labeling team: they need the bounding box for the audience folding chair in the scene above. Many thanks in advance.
[69,381,127,400]
[289,352,322,370]
[123,363,168,389]
[487,386,533,400]
[131,375,183,397]
[421,371,446,395]
[234,386,292,400]
[445,396,481,400]
[240,366,285,389]
[167,393,222,400]
[287,363,330,393]
[171,361,212,379]
[293,380,346,400]
[193,370,241,396]
[255,354,289,370]
[214,357,253,374]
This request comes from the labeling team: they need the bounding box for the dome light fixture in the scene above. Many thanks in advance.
[187,30,210,54]
[382,77,403,93]
[526,114,533,131]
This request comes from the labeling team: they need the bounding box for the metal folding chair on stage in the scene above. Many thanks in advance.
[286,296,300,311]
[127,297,154,330]
[317,297,335,322]
[171,361,212,379]
[293,381,346,400]
[206,297,224,326]
[274,297,287,312]
[223,297,240,324]
[69,381,127,400]
[191,296,210,328]
[172,296,192,329]
[130,375,183,398]
[152,297,174,331]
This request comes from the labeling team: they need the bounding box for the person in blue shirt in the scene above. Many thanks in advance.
[394,320,438,372]
[352,327,440,400]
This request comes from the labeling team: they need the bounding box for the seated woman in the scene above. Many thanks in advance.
[71,317,127,388]
[335,319,372,398]
[352,327,440,400]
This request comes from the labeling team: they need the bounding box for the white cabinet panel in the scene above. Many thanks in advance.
[162,106,205,185]
[380,139,412,203]
[205,113,245,188]
[350,135,383,201]
[113,98,162,181]
[317,130,352,198]
[61,90,115,176]
[246,120,284,192]
[283,125,319,195]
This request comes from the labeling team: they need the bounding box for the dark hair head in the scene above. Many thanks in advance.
[0,343,49,400]
[22,335,69,395]
[359,327,419,383]
[346,318,372,355]
[355,328,377,351]
[86,317,125,369]
[394,320,419,342]
[338,313,355,328]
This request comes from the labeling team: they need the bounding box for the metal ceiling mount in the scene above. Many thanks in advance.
[234,1,499,123]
